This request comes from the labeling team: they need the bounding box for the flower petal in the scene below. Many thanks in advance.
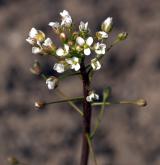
[86,37,93,46]
[26,37,35,45]
[32,47,42,54]
[76,37,85,46]
[60,10,70,17]
[84,48,91,56]
[29,28,38,38]
[74,63,80,71]
[53,63,65,73]
[64,44,69,53]
[56,48,64,56]
[79,21,88,31]
[43,38,52,47]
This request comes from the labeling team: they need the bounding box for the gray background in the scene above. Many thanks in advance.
[0,0,160,164]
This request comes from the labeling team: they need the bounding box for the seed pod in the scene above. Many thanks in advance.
[136,99,147,107]
[118,32,128,41]
[34,101,46,109]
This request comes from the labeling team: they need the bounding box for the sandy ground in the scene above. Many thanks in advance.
[0,0,160,164]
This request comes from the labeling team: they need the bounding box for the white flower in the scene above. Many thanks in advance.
[79,21,88,31]
[101,17,113,33]
[56,44,69,56]
[26,37,35,45]
[76,36,93,56]
[43,38,53,47]
[94,42,106,55]
[60,10,70,17]
[32,46,42,54]
[42,38,55,52]
[26,27,45,45]
[29,27,38,38]
[48,22,60,32]
[91,58,101,70]
[66,57,80,71]
[60,10,72,27]
[96,31,108,40]
[46,76,58,90]
[86,91,99,102]
[53,63,65,73]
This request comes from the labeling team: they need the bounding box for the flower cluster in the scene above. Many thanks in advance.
[26,10,115,102]
[26,10,113,73]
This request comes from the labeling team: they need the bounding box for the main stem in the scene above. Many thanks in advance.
[80,61,92,165]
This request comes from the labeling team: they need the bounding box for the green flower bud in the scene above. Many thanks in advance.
[101,17,113,33]
[118,32,128,41]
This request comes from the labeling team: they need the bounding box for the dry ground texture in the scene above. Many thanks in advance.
[0,0,160,165]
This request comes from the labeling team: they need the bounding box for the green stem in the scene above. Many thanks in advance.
[46,97,83,105]
[56,89,84,116]
[41,73,47,80]
[91,103,105,139]
[92,99,147,107]
[91,86,110,138]
[86,134,98,165]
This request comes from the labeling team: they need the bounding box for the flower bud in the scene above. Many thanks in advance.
[59,32,67,42]
[34,101,46,109]
[86,91,99,102]
[135,99,147,107]
[42,38,56,54]
[46,76,59,90]
[72,32,79,40]
[48,22,61,34]
[96,31,108,40]
[76,45,82,51]
[117,32,128,41]
[101,17,113,33]
[68,40,74,46]
[30,61,42,75]
[91,58,101,71]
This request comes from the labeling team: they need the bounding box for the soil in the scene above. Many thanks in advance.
[0,0,160,165]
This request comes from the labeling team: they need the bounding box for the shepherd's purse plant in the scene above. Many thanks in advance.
[24,10,147,165]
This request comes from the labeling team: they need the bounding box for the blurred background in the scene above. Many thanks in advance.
[0,0,160,164]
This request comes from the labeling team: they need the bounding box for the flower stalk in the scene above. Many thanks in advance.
[80,60,92,165]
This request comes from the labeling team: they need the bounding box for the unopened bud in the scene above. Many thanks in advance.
[96,31,108,40]
[101,17,113,33]
[34,101,46,109]
[30,61,42,75]
[76,45,82,51]
[118,32,128,41]
[8,156,19,165]
[135,99,147,107]
[68,40,74,46]
[72,32,79,40]
[59,33,67,42]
